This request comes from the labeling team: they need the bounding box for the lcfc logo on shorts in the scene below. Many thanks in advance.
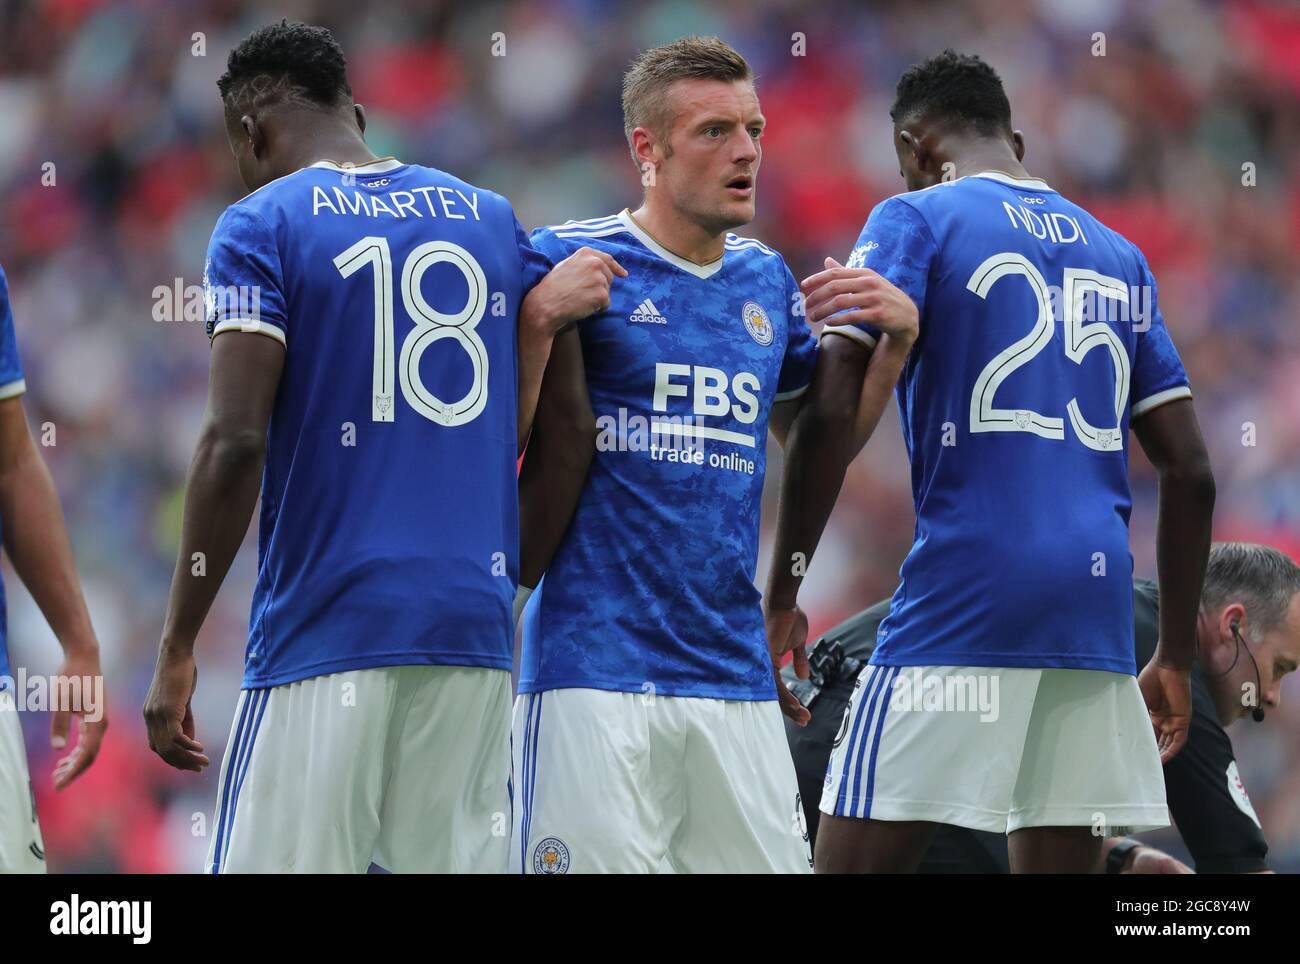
[533,837,570,875]
[742,301,773,346]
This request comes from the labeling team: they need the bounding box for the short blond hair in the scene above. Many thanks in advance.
[621,36,753,165]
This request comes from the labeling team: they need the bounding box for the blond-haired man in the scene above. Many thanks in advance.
[512,37,917,873]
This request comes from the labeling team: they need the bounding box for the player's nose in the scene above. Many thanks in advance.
[731,130,758,163]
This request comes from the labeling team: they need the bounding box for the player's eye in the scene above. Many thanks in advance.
[704,127,721,138]
[749,127,763,139]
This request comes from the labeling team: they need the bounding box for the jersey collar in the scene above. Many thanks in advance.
[618,209,725,280]
[969,170,1053,192]
[308,157,405,175]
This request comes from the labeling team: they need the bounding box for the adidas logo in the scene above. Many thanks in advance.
[629,299,667,325]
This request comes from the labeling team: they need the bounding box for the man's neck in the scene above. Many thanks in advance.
[276,125,380,181]
[946,143,1031,182]
[628,200,728,266]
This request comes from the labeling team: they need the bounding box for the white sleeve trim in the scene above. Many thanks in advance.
[819,325,878,350]
[0,378,26,400]
[212,319,287,347]
[773,383,810,403]
[1131,385,1192,418]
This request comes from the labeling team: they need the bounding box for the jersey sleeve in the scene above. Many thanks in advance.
[515,216,552,295]
[1162,676,1270,873]
[1129,251,1192,419]
[0,266,25,399]
[203,205,288,346]
[776,263,818,401]
[822,196,936,352]
[527,226,574,265]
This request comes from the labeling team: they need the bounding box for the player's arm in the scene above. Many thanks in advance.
[517,328,595,616]
[1132,398,1216,761]
[0,396,106,789]
[763,264,917,723]
[143,332,284,772]
[763,336,882,722]
[516,247,625,453]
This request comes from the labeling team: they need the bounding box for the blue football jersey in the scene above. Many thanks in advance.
[0,264,25,689]
[520,210,818,700]
[827,172,1192,675]
[203,159,551,688]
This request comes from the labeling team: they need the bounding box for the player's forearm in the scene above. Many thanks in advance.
[0,441,97,655]
[1153,457,1216,670]
[518,331,595,590]
[517,320,555,455]
[766,389,859,609]
[767,337,875,608]
[851,332,910,451]
[159,422,265,652]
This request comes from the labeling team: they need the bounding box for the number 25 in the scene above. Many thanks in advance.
[968,253,1131,451]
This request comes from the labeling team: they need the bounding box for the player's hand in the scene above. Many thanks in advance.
[801,258,919,344]
[1123,844,1194,874]
[1137,658,1193,763]
[523,246,628,335]
[765,603,811,726]
[143,645,209,772]
[50,644,107,791]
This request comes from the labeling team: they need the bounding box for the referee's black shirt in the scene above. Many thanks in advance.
[783,579,1269,873]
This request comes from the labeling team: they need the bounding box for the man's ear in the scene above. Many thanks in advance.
[631,126,662,179]
[354,103,367,136]
[899,129,932,175]
[240,115,264,159]
[1220,602,1247,640]
[1011,129,1026,162]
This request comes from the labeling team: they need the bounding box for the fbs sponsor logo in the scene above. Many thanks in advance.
[533,837,570,875]
[50,895,151,944]
[629,299,667,325]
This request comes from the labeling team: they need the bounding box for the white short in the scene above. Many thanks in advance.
[820,664,1169,835]
[206,664,512,873]
[0,692,46,873]
[511,688,812,874]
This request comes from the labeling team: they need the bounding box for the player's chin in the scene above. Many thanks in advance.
[717,192,756,228]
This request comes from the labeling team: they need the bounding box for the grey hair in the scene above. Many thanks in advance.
[1200,542,1300,640]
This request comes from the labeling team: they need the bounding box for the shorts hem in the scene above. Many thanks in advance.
[1007,805,1169,834]
[820,795,1011,834]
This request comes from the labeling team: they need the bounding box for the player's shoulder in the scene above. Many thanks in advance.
[398,162,514,214]
[531,212,637,258]
[724,232,781,260]
[723,231,791,277]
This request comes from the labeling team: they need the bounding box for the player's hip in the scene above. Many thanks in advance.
[820,663,1167,833]
[510,687,808,873]
[208,664,513,873]
[0,694,46,874]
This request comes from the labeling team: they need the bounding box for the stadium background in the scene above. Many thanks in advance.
[1,0,1298,872]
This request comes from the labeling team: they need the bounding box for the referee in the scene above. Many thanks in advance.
[786,542,1300,873]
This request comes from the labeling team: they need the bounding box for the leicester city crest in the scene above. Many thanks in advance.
[742,301,774,346]
[532,836,570,875]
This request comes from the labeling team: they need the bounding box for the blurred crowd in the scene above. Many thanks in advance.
[1,0,1297,872]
